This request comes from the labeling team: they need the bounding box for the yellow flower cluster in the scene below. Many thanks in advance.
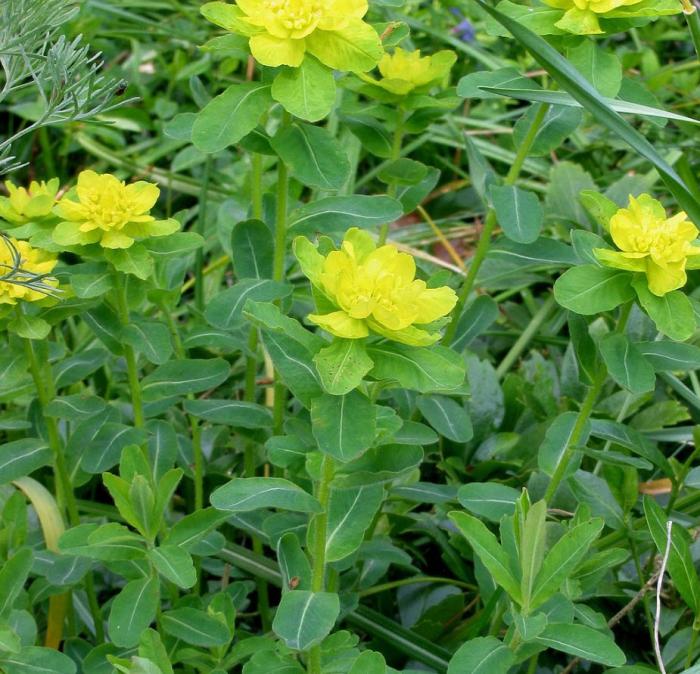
[0,179,59,225]
[543,0,643,33]
[202,0,382,70]
[295,228,457,346]
[53,171,178,250]
[0,237,57,305]
[594,194,700,296]
[360,48,457,96]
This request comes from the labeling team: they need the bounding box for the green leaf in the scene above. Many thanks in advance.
[8,314,50,340]
[451,295,499,351]
[638,341,700,372]
[81,425,148,474]
[288,196,403,237]
[277,533,312,591]
[520,500,548,610]
[599,333,655,394]
[449,511,522,602]
[261,331,323,407]
[313,339,374,396]
[139,630,173,674]
[481,86,700,126]
[538,411,589,478]
[311,391,376,462]
[0,646,77,674]
[0,439,50,485]
[513,104,582,157]
[534,623,625,666]
[271,57,336,122]
[567,40,622,97]
[335,444,423,487]
[272,590,340,651]
[368,343,465,393]
[377,159,429,187]
[244,300,325,353]
[554,265,635,315]
[457,482,519,522]
[104,245,153,280]
[416,395,472,443]
[192,82,272,153]
[323,484,384,562]
[148,545,196,589]
[108,576,159,648]
[458,67,536,99]
[205,280,292,330]
[476,0,700,226]
[632,277,696,342]
[644,496,700,614]
[447,636,515,674]
[490,184,543,244]
[161,607,231,647]
[141,358,230,401]
[210,477,321,513]
[0,548,33,617]
[183,399,272,429]
[530,518,604,609]
[231,220,274,280]
[271,122,350,190]
[348,651,386,674]
[121,321,173,365]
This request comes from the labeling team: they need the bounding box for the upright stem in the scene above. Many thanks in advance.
[544,302,631,501]
[272,113,291,436]
[683,2,700,59]
[308,454,335,674]
[195,157,213,313]
[157,300,204,506]
[23,330,104,642]
[113,273,145,431]
[378,106,406,246]
[23,337,78,526]
[442,103,549,346]
[496,295,555,380]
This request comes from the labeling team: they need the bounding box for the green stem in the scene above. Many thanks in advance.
[687,626,699,668]
[685,5,700,60]
[359,576,476,597]
[158,300,205,595]
[158,303,204,510]
[195,157,213,313]
[23,332,104,642]
[308,455,335,674]
[526,654,539,674]
[271,115,291,438]
[442,103,549,346]
[544,302,631,501]
[272,116,291,284]
[378,106,406,245]
[242,326,272,631]
[23,337,78,526]
[544,370,604,502]
[251,153,264,220]
[495,294,555,380]
[113,273,145,431]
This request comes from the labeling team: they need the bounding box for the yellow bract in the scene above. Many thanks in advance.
[0,237,57,305]
[542,0,644,33]
[593,194,700,296]
[52,171,178,250]
[360,48,457,96]
[201,0,382,71]
[295,228,457,346]
[0,178,60,225]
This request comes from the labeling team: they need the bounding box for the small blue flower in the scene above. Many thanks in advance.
[454,17,475,42]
